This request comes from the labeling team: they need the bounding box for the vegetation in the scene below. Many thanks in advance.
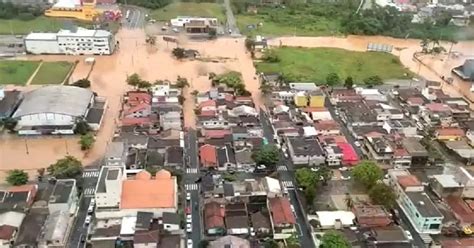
[172,47,186,59]
[369,183,397,209]
[48,156,83,179]
[30,62,73,85]
[326,72,341,86]
[209,71,251,96]
[0,61,40,85]
[150,2,225,21]
[320,231,350,248]
[71,78,91,88]
[252,144,279,167]
[344,76,354,89]
[74,119,91,135]
[0,117,18,132]
[352,160,383,189]
[363,75,383,87]
[79,133,95,151]
[175,76,190,88]
[126,73,151,89]
[256,47,411,83]
[6,169,28,186]
[234,2,474,40]
[295,167,331,203]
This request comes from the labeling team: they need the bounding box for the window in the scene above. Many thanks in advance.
[430,224,440,230]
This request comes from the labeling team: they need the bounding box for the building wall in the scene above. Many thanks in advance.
[398,192,443,234]
[17,113,75,127]
[309,95,325,108]
[294,95,307,107]
[95,207,177,219]
[25,39,60,54]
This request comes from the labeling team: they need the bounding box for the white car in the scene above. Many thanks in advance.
[87,204,94,214]
[354,141,361,147]
[404,230,413,240]
[186,214,192,223]
[186,192,191,201]
[290,205,295,213]
[339,167,349,171]
[85,216,92,225]
[90,198,96,206]
[186,224,192,233]
[187,239,193,248]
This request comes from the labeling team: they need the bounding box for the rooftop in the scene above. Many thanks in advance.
[287,138,324,156]
[49,179,75,204]
[432,174,463,188]
[268,197,295,225]
[200,144,217,167]
[397,175,422,189]
[405,191,443,218]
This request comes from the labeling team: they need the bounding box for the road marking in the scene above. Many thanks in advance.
[82,170,99,178]
[282,181,294,188]
[83,187,95,197]
[186,168,198,174]
[277,165,288,171]
[185,184,199,191]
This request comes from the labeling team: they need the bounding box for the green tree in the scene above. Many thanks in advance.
[208,29,217,39]
[262,49,280,63]
[79,133,95,151]
[48,156,83,179]
[344,76,354,89]
[172,47,186,59]
[326,72,341,86]
[295,168,318,189]
[364,75,383,87]
[352,160,383,189]
[286,233,300,248]
[137,80,151,89]
[74,119,91,135]
[198,240,210,248]
[420,38,430,53]
[126,73,142,88]
[369,183,396,208]
[304,186,316,205]
[71,78,91,88]
[175,76,190,89]
[244,38,255,52]
[6,169,28,186]
[252,145,280,167]
[320,231,350,248]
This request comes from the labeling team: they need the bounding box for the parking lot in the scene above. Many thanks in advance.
[0,35,25,56]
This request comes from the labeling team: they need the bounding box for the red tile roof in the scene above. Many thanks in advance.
[199,100,216,109]
[446,197,474,224]
[407,97,424,106]
[393,148,409,157]
[441,238,474,248]
[353,205,391,227]
[397,175,421,189]
[128,92,151,106]
[425,103,450,112]
[0,225,15,240]
[200,110,216,117]
[121,117,152,126]
[205,129,231,139]
[235,96,252,102]
[314,120,340,131]
[205,202,225,229]
[124,103,150,116]
[436,128,465,137]
[338,142,359,166]
[268,197,295,225]
[224,94,234,102]
[200,144,217,167]
[8,184,37,207]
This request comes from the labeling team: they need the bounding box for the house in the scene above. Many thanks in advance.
[421,103,453,126]
[313,120,340,136]
[289,82,318,92]
[383,120,417,137]
[430,174,464,199]
[402,137,429,166]
[324,145,343,166]
[200,144,218,169]
[229,105,258,117]
[225,202,249,235]
[251,212,272,236]
[329,88,361,105]
[204,201,226,235]
[315,211,355,229]
[387,170,443,234]
[234,148,255,171]
[134,230,160,248]
[105,141,127,166]
[452,59,474,81]
[217,145,236,171]
[268,197,296,239]
[199,100,217,112]
[364,135,394,164]
[37,211,71,248]
[352,205,391,228]
[445,197,474,227]
[0,211,25,246]
[0,184,38,212]
[169,17,218,34]
[48,179,78,214]
[285,137,325,166]
[164,146,183,168]
[339,142,359,166]
[365,226,411,246]
[294,91,307,107]
[160,111,181,131]
[356,88,387,102]
[262,177,283,198]
[209,235,250,248]
[162,212,180,232]
[309,89,325,107]
[445,140,474,164]
[454,167,474,198]
[0,89,22,119]
[12,86,97,135]
[435,127,465,141]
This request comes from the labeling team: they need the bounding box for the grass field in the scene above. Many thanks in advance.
[150,2,225,21]
[256,47,412,83]
[0,16,64,35]
[0,61,41,85]
[30,61,74,85]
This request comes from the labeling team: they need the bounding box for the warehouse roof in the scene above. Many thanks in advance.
[13,86,93,118]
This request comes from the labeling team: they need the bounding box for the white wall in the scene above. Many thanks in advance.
[25,39,60,54]
[17,113,74,127]
[58,36,113,55]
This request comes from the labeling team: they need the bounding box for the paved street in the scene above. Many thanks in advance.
[184,129,202,248]
[68,169,100,248]
[260,109,315,248]
[223,0,240,36]
[122,6,146,29]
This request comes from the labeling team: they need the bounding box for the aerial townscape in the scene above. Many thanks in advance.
[1,0,474,247]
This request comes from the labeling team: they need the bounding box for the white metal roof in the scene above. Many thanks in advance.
[316,211,355,227]
[25,32,58,41]
[432,174,463,188]
[264,177,281,193]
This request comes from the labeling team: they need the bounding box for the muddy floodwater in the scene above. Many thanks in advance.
[1,30,474,179]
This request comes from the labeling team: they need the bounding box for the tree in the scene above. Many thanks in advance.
[344,76,354,89]
[191,90,199,96]
[320,231,350,248]
[286,233,300,248]
[244,38,255,53]
[137,80,151,89]
[262,49,280,63]
[79,133,95,150]
[48,156,83,179]
[352,160,383,189]
[175,76,190,89]
[198,240,210,248]
[420,38,430,53]
[363,75,383,87]
[74,119,91,135]
[178,95,185,105]
[369,183,396,209]
[71,78,91,88]
[126,73,142,88]
[208,29,217,39]
[252,145,280,167]
[304,186,316,205]
[326,73,341,86]
[264,239,279,248]
[172,47,186,59]
[6,169,28,186]
[295,168,318,189]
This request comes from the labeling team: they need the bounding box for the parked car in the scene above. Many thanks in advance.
[186,224,192,233]
[185,206,191,214]
[186,192,191,201]
[404,230,413,240]
[354,141,361,147]
[186,214,192,223]
[85,216,92,226]
[187,239,193,248]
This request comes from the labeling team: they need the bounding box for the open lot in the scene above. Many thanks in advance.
[256,47,412,83]
[30,61,74,85]
[0,60,40,85]
[150,2,226,22]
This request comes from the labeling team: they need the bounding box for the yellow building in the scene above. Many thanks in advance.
[45,0,101,22]
[309,90,325,108]
[294,92,308,107]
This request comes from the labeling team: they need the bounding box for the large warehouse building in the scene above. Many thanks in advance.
[24,27,116,55]
[12,86,103,135]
